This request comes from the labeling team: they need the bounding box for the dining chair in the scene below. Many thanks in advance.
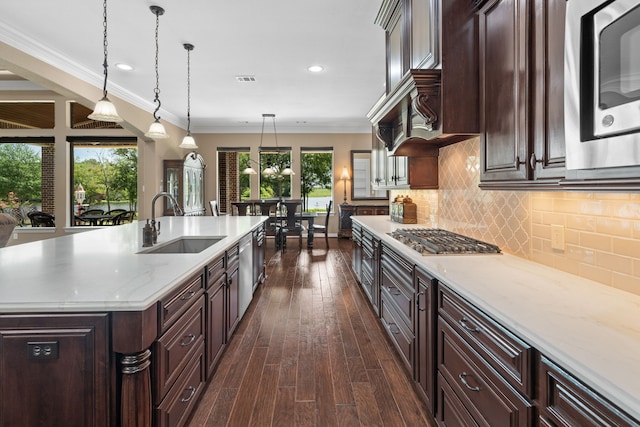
[312,200,332,246]
[258,201,279,240]
[209,200,220,216]
[277,200,304,250]
[27,211,56,227]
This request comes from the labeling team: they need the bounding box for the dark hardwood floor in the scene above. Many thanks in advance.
[187,237,435,426]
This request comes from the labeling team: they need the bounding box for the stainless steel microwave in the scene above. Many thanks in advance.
[565,0,640,170]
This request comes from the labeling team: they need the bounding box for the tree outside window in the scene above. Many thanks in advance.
[301,149,333,212]
[72,143,137,220]
[259,151,292,199]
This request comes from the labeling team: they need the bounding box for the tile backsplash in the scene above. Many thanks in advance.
[392,137,640,296]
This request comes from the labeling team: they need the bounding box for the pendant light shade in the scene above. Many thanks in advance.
[145,5,169,140]
[179,43,198,149]
[88,0,122,123]
[242,167,258,175]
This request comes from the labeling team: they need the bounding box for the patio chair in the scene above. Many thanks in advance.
[27,211,55,227]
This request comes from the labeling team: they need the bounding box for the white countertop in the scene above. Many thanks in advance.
[353,216,640,422]
[0,216,266,313]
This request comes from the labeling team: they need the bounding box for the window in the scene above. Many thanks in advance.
[69,137,137,224]
[238,151,252,200]
[301,148,333,212]
[0,138,54,226]
[260,149,292,199]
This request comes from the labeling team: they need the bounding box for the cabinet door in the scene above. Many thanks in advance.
[531,0,566,180]
[415,267,436,412]
[371,131,388,188]
[479,0,530,182]
[0,314,110,427]
[394,157,409,187]
[226,266,240,337]
[207,279,226,376]
[252,225,265,290]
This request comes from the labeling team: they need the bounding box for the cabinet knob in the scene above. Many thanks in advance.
[180,386,197,403]
[180,290,196,301]
[514,156,526,169]
[179,334,196,347]
[459,317,481,333]
[530,153,543,170]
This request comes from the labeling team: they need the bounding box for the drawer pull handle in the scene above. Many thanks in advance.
[180,386,197,403]
[180,334,196,347]
[388,323,401,335]
[417,291,426,312]
[459,317,481,333]
[180,290,196,301]
[387,286,401,296]
[459,372,480,392]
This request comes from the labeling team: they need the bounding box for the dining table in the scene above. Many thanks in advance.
[77,213,116,226]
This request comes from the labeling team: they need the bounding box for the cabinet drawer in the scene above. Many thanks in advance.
[438,319,533,427]
[227,243,239,271]
[438,284,533,396]
[154,296,205,404]
[538,355,639,427]
[159,271,205,333]
[381,245,413,288]
[155,343,206,427]
[381,297,414,372]
[361,267,375,302]
[206,255,225,289]
[436,372,478,427]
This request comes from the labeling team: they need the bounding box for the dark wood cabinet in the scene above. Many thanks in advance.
[225,244,240,338]
[0,314,110,427]
[338,203,389,238]
[206,269,226,376]
[252,223,265,292]
[380,244,415,372]
[361,228,381,315]
[437,284,534,426]
[538,355,638,427]
[478,0,566,189]
[415,267,436,412]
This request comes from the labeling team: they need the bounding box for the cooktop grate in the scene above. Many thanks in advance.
[388,228,501,255]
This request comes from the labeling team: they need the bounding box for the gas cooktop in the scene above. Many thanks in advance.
[388,228,501,255]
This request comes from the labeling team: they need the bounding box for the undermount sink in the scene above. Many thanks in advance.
[138,236,225,254]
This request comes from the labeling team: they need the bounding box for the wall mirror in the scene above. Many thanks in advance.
[351,150,388,200]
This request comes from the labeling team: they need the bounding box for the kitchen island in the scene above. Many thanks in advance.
[0,215,267,427]
[353,216,640,425]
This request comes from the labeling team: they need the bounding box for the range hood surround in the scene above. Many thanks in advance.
[367,69,477,156]
[368,69,478,157]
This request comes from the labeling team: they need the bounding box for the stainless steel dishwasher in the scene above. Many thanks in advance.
[238,233,253,318]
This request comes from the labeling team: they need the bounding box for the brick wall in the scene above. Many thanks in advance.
[41,144,54,213]
[217,152,240,214]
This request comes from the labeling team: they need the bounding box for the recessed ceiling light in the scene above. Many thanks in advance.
[115,63,134,71]
[308,65,324,73]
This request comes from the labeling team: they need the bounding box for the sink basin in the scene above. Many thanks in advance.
[139,236,225,254]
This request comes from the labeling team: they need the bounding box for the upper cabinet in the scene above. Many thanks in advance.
[369,0,480,163]
[478,0,567,189]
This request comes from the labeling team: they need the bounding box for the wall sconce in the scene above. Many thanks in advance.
[340,166,350,204]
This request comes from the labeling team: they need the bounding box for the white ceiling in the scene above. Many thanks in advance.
[0,0,386,133]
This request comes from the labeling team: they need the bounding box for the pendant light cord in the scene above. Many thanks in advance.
[151,8,162,121]
[100,0,109,97]
[186,45,191,133]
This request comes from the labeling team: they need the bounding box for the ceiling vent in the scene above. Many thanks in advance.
[235,75,256,82]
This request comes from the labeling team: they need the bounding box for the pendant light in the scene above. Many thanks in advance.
[145,5,169,139]
[88,0,123,123]
[179,43,198,149]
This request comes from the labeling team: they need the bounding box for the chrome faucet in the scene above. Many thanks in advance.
[150,192,183,244]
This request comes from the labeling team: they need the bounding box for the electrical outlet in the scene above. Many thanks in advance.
[13,233,18,239]
[551,224,565,251]
[28,341,59,360]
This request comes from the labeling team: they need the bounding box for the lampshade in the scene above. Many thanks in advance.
[262,166,276,175]
[145,119,169,139]
[242,167,258,175]
[179,132,198,149]
[340,166,350,180]
[89,96,122,123]
[281,167,294,175]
